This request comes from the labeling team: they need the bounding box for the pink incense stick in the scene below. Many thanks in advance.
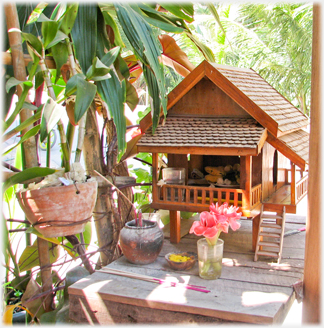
[99,268,211,293]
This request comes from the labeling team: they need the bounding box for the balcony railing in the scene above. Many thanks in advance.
[152,184,251,213]
[251,184,262,208]
[296,174,308,204]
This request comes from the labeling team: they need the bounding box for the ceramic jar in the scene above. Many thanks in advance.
[119,219,164,265]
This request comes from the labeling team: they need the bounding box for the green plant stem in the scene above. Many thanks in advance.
[46,133,51,167]
[57,121,71,172]
[75,114,86,162]
[65,37,78,75]
[66,122,75,159]
[3,108,42,142]
[65,36,87,163]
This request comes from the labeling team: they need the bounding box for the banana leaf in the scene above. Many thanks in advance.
[71,4,97,74]
[115,3,167,132]
[97,71,127,160]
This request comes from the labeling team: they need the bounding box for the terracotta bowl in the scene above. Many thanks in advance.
[165,252,196,271]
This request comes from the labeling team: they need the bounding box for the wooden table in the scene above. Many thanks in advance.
[68,216,305,325]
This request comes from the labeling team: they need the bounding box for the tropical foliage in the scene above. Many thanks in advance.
[187,3,313,115]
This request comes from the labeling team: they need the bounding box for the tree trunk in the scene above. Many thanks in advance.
[83,104,114,267]
[83,103,134,267]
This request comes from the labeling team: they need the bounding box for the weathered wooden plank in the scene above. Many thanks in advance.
[69,295,228,324]
[69,266,295,325]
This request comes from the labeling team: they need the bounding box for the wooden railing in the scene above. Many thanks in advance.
[296,174,308,204]
[154,184,244,213]
[250,184,262,208]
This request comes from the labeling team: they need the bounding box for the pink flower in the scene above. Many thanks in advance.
[190,202,242,245]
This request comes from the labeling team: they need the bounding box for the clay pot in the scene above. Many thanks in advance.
[119,219,164,265]
[16,180,98,238]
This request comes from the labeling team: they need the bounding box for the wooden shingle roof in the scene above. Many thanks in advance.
[137,116,267,156]
[213,64,309,134]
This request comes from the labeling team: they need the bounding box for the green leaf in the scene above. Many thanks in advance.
[2,125,40,156]
[59,222,92,252]
[101,10,124,47]
[22,32,43,62]
[120,133,142,162]
[40,98,64,142]
[18,241,59,272]
[115,4,167,132]
[34,70,44,90]
[97,71,127,160]
[85,57,111,81]
[39,13,59,49]
[71,4,97,74]
[2,167,56,192]
[65,73,85,96]
[159,4,194,23]
[74,79,97,123]
[143,65,161,134]
[50,41,69,83]
[125,79,139,110]
[46,30,69,49]
[139,14,185,33]
[115,55,130,80]
[22,102,38,111]
[58,3,79,35]
[5,77,33,93]
[26,227,76,258]
[135,4,186,33]
[101,46,121,67]
[185,32,215,62]
[4,80,33,132]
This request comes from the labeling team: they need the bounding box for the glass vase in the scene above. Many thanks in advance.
[197,238,224,280]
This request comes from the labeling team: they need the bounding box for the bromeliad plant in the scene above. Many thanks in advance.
[190,202,242,246]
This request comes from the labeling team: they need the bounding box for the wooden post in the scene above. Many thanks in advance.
[4,3,38,168]
[152,153,159,203]
[290,162,296,206]
[5,3,53,312]
[302,3,321,324]
[252,213,260,252]
[169,210,181,244]
[241,156,252,211]
[37,238,53,312]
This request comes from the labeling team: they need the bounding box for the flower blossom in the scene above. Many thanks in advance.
[190,202,242,245]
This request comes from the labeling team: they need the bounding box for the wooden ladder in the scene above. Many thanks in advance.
[254,205,286,263]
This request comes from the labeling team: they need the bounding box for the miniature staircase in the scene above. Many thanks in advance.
[254,205,286,263]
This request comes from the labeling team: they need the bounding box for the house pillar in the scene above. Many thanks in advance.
[169,210,181,244]
[290,161,296,205]
[167,153,188,243]
[241,155,252,211]
[152,153,159,203]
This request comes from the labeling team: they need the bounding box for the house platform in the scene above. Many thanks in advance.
[68,215,305,325]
